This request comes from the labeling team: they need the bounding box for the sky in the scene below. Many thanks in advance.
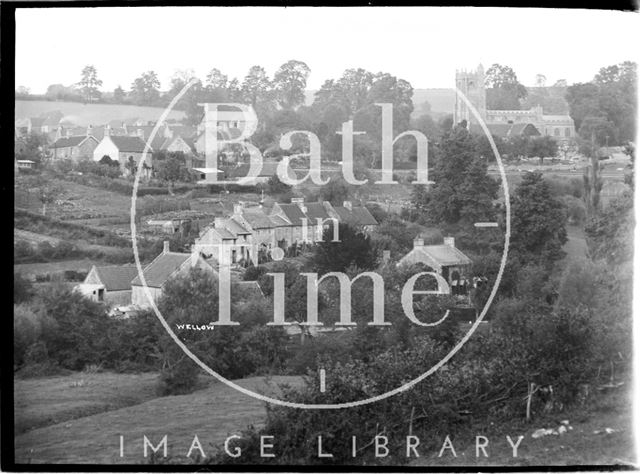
[15,7,640,94]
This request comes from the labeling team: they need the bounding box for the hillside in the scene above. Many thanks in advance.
[15,100,185,126]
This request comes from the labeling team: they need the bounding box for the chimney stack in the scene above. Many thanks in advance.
[214,217,226,228]
[136,129,145,139]
[233,203,243,215]
[414,237,424,248]
[163,240,170,254]
[444,237,455,248]
[343,201,352,211]
[86,124,93,137]
[104,124,110,137]
[65,129,71,138]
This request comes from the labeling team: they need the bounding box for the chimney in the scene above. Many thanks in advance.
[233,203,243,215]
[65,129,71,138]
[414,237,424,248]
[343,201,352,211]
[86,124,93,136]
[104,124,110,137]
[382,250,391,264]
[136,128,145,139]
[214,217,226,228]
[444,237,455,248]
[163,240,170,254]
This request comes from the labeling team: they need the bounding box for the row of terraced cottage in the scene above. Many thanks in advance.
[74,198,379,318]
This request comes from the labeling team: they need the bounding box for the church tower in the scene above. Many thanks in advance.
[454,64,487,126]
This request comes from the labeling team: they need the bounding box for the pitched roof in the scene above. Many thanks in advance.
[109,135,149,153]
[241,209,275,229]
[470,122,541,138]
[304,202,332,221]
[131,252,191,288]
[333,205,378,226]
[225,218,251,235]
[213,227,236,240]
[51,135,97,149]
[400,244,472,268]
[93,265,139,291]
[269,214,290,227]
[277,203,307,226]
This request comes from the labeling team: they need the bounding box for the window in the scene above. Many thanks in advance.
[565,128,571,137]
[554,128,560,137]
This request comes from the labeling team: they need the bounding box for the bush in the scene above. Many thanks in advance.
[156,361,200,396]
[561,195,587,226]
[14,273,34,303]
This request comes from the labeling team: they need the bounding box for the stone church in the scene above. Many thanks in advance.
[454,64,575,143]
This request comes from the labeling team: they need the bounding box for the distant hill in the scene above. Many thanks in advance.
[15,100,185,126]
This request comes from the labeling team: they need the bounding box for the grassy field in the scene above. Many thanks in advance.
[15,100,185,126]
[14,373,303,464]
[14,372,160,436]
[14,259,99,279]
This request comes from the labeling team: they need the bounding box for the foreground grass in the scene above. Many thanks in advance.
[14,371,160,436]
[14,374,302,464]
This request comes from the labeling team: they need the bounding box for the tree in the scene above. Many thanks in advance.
[130,71,161,105]
[484,63,528,110]
[412,125,499,227]
[567,62,637,144]
[527,136,558,165]
[510,171,567,265]
[319,177,351,205]
[155,153,188,194]
[205,68,228,90]
[77,65,103,103]
[113,85,126,103]
[241,65,272,107]
[16,86,30,96]
[273,60,311,110]
[309,224,376,274]
[99,155,119,167]
[15,132,48,164]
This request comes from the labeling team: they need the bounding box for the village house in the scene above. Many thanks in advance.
[328,200,379,234]
[75,264,139,306]
[92,133,151,177]
[397,236,473,295]
[50,133,99,161]
[130,242,215,307]
[193,198,378,267]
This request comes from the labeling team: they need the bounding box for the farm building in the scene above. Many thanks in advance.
[130,242,215,307]
[75,264,139,306]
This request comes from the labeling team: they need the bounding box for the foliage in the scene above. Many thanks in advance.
[510,171,567,266]
[14,272,34,304]
[484,63,528,110]
[77,65,103,103]
[566,61,637,144]
[273,60,311,110]
[585,191,634,266]
[130,71,161,106]
[309,224,376,274]
[411,125,499,227]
